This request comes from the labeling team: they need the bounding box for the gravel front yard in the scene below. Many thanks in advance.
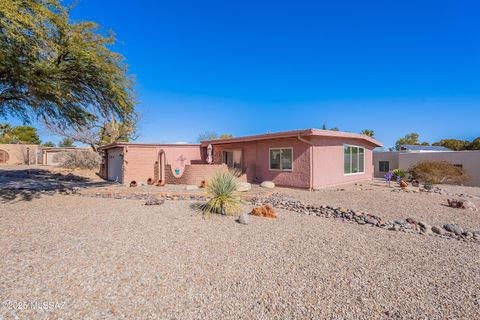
[1,194,479,319]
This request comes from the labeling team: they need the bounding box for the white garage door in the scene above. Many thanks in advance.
[107,149,123,182]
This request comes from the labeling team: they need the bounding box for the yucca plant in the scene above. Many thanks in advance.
[202,171,240,216]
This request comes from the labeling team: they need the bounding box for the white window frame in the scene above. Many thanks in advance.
[344,144,365,175]
[269,147,293,172]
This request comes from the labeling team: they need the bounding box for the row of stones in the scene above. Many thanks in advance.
[392,186,479,199]
[251,193,480,242]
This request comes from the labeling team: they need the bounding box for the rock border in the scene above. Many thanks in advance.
[251,193,480,243]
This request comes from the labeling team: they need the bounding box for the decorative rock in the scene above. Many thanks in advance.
[443,224,464,236]
[145,197,165,206]
[463,201,477,211]
[185,185,199,191]
[237,182,252,192]
[251,204,277,218]
[238,212,251,225]
[433,226,446,235]
[260,181,275,189]
[365,217,378,225]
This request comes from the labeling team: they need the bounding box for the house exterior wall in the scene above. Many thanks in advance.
[311,137,375,189]
[121,145,202,184]
[211,137,311,189]
[0,144,40,165]
[373,152,401,178]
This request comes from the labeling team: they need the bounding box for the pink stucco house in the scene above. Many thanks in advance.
[100,129,382,189]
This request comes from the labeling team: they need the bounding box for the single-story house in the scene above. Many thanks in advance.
[0,144,40,165]
[398,144,452,152]
[374,150,480,186]
[100,129,382,189]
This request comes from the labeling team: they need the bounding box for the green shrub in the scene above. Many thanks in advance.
[409,161,469,185]
[392,169,406,181]
[202,171,240,216]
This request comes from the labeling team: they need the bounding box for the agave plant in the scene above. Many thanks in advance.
[202,171,240,216]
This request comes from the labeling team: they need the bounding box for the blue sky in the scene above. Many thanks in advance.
[8,0,480,148]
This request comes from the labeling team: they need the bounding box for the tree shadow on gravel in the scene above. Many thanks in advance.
[0,168,111,203]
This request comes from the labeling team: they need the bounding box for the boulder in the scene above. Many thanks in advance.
[237,182,252,192]
[251,204,278,218]
[463,200,477,211]
[431,226,445,235]
[260,181,275,189]
[447,199,478,211]
[365,217,378,226]
[238,212,251,225]
[443,224,464,236]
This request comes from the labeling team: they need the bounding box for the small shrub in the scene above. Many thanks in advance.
[392,169,406,181]
[423,183,433,190]
[202,171,240,216]
[409,161,469,185]
[58,151,101,170]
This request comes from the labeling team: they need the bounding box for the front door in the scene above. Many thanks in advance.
[223,150,242,169]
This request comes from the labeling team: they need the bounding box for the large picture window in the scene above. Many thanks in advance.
[269,148,293,171]
[344,145,365,175]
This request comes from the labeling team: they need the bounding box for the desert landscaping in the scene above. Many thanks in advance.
[1,166,479,319]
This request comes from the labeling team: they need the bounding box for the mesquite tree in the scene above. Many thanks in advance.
[0,0,136,128]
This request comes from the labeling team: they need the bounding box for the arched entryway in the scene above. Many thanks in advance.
[156,149,166,185]
[0,150,9,164]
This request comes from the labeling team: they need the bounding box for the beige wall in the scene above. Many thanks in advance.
[399,151,480,187]
[0,144,40,165]
[374,151,480,186]
[373,152,400,178]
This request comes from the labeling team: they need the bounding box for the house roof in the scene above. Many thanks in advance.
[98,142,200,150]
[400,145,451,151]
[200,129,383,147]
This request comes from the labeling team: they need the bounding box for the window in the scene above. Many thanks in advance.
[344,145,365,174]
[379,161,390,173]
[269,148,293,171]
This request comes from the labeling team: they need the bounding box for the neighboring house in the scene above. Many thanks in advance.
[374,150,480,186]
[0,144,40,165]
[100,129,382,189]
[398,145,451,152]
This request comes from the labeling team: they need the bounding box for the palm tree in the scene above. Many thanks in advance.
[360,129,375,138]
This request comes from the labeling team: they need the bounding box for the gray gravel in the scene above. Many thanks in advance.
[1,195,479,319]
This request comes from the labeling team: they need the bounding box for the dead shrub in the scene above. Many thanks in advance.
[408,161,469,185]
[57,151,101,170]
